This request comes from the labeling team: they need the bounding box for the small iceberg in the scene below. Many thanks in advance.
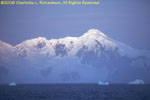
[128,79,144,85]
[9,82,16,86]
[98,81,109,85]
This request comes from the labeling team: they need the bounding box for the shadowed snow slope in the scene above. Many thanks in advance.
[0,29,150,83]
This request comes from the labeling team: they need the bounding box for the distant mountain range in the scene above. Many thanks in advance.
[0,29,150,83]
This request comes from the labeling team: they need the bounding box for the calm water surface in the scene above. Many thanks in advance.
[0,84,150,100]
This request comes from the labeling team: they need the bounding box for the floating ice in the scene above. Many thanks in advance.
[128,79,144,84]
[98,81,109,85]
[9,82,16,86]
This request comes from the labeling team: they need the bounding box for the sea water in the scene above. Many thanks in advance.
[0,84,150,100]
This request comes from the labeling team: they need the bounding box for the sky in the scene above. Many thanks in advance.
[0,0,150,83]
[0,0,150,50]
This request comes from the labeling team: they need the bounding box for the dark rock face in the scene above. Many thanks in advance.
[35,41,46,49]
[54,43,67,57]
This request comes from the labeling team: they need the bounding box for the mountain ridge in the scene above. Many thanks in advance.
[0,29,149,58]
[0,29,150,83]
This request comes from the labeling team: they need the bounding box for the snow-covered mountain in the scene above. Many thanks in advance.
[0,29,150,83]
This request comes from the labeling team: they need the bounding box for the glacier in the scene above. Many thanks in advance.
[0,29,150,83]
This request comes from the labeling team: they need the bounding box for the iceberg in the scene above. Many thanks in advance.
[128,79,144,84]
[98,81,109,85]
[9,82,16,86]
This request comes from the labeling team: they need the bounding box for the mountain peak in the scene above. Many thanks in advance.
[30,37,47,42]
[83,29,107,38]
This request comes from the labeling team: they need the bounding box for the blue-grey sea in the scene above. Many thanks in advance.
[0,84,150,100]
